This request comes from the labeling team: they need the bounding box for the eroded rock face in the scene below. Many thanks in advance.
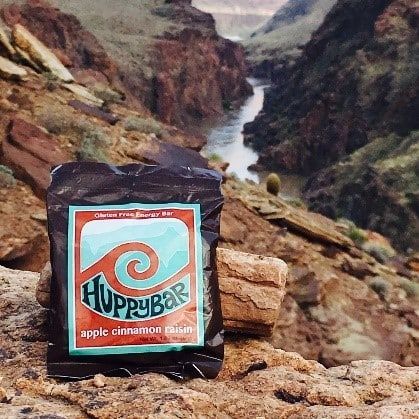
[0,55,27,80]
[243,0,419,250]
[0,182,48,272]
[2,0,252,126]
[11,23,74,82]
[0,265,418,418]
[2,0,117,85]
[1,117,69,197]
[221,180,419,367]
[153,27,252,126]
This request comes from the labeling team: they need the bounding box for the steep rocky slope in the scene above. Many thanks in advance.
[244,0,418,250]
[1,265,418,418]
[0,21,206,270]
[0,4,418,416]
[245,0,336,76]
[221,180,418,367]
[52,0,252,126]
[1,0,251,127]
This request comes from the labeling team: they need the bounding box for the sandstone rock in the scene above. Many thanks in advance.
[14,45,42,72]
[63,83,103,107]
[93,374,106,389]
[0,56,27,80]
[35,248,288,337]
[68,99,119,125]
[1,263,418,418]
[1,117,69,197]
[221,181,419,367]
[217,248,288,336]
[11,24,74,82]
[0,26,15,57]
[35,261,50,308]
[0,183,46,269]
[225,180,353,249]
[126,132,208,169]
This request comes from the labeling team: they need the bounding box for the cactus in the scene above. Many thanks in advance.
[266,173,281,196]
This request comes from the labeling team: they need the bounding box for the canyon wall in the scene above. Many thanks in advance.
[193,0,287,39]
[245,0,336,77]
[2,0,251,127]
[244,0,418,250]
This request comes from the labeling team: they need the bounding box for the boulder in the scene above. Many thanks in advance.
[0,25,15,56]
[68,99,119,125]
[1,117,69,197]
[0,56,27,80]
[63,83,103,107]
[11,23,74,82]
[217,248,288,336]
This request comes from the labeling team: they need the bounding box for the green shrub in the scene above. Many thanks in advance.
[43,72,60,91]
[37,109,94,140]
[76,128,110,162]
[124,116,166,137]
[347,226,367,245]
[266,173,281,195]
[369,278,388,298]
[362,243,394,263]
[0,165,16,188]
[92,86,123,105]
[399,280,419,298]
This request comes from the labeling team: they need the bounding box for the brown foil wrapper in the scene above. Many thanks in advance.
[46,162,224,379]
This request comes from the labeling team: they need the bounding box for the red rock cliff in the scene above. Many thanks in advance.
[2,0,252,127]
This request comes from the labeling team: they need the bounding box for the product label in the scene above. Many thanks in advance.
[67,203,204,355]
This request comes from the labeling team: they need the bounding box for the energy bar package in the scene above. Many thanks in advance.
[46,162,224,379]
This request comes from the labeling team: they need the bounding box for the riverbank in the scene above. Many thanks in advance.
[198,78,305,199]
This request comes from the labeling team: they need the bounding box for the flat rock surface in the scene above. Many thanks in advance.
[0,265,418,418]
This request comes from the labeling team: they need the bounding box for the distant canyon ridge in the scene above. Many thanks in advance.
[192,0,287,38]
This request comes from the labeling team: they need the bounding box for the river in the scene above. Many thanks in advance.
[201,78,266,182]
[201,78,304,199]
